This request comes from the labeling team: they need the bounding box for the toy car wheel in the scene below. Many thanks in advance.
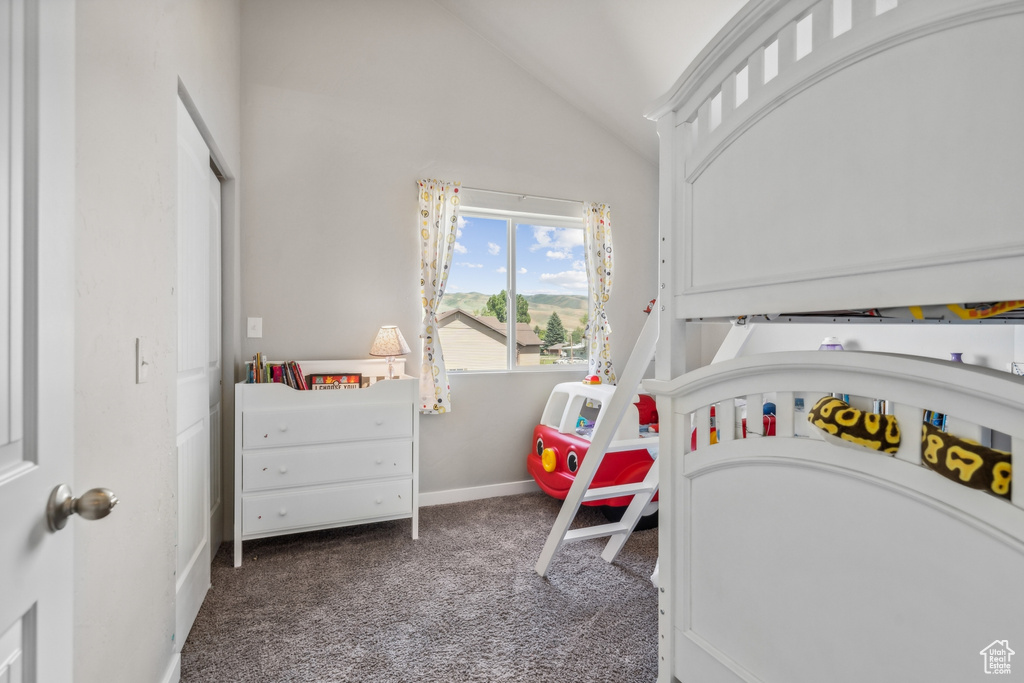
[599,504,659,530]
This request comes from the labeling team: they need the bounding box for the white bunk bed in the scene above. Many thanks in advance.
[643,1,1024,682]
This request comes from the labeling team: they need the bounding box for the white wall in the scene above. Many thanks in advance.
[75,1,241,680]
[239,0,659,496]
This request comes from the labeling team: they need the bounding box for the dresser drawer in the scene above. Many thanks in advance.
[243,402,411,449]
[242,441,412,492]
[242,479,412,536]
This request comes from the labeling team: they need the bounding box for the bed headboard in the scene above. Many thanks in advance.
[647,0,1024,334]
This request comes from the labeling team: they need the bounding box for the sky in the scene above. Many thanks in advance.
[448,215,587,296]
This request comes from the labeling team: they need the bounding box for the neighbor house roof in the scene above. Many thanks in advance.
[437,308,542,348]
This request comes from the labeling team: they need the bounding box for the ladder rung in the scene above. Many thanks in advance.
[605,437,658,453]
[563,522,630,543]
[582,482,657,502]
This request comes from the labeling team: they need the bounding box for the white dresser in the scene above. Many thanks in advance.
[233,359,418,567]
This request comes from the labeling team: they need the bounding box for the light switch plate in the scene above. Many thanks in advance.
[136,337,149,384]
[247,317,263,338]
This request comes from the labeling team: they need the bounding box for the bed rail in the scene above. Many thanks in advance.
[644,351,1024,682]
[646,350,1024,504]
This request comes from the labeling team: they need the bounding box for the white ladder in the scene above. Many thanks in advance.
[535,308,660,577]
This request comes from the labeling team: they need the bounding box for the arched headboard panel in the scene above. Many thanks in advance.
[648,0,1024,320]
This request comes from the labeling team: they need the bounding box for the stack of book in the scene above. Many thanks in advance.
[247,354,307,389]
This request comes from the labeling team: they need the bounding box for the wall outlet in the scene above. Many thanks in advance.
[247,317,263,338]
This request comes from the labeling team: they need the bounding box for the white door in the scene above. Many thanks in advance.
[175,99,213,647]
[0,0,78,680]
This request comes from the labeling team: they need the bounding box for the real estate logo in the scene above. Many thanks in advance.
[980,640,1014,675]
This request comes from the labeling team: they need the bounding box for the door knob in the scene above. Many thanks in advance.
[47,484,119,532]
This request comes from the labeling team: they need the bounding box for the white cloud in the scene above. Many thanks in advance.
[518,267,527,274]
[531,226,584,252]
[546,250,572,260]
[539,269,588,293]
[572,259,586,271]
[453,242,467,254]
[457,216,466,231]
[497,266,507,273]
[487,242,501,256]
[456,262,483,268]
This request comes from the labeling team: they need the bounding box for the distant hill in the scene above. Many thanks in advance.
[439,292,588,334]
[440,292,490,314]
[526,294,588,310]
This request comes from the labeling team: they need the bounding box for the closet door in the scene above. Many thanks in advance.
[208,166,223,553]
[176,98,213,648]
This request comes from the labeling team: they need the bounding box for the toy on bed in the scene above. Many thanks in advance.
[808,396,901,454]
[920,422,1012,499]
[807,394,1012,499]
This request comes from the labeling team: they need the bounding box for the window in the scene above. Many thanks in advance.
[438,189,588,371]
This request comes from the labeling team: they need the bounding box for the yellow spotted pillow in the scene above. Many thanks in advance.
[808,396,901,454]
[921,422,1012,499]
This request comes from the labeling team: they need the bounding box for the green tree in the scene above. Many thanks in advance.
[483,292,507,322]
[483,291,531,323]
[545,312,566,347]
[534,325,545,341]
[515,294,531,324]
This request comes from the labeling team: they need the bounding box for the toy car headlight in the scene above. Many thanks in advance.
[536,437,544,457]
[541,447,557,473]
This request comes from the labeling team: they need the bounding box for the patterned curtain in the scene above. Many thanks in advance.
[418,179,461,413]
[583,202,616,384]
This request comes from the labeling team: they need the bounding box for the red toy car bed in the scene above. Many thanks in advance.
[527,381,659,526]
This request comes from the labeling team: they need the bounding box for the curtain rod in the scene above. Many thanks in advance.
[461,186,584,206]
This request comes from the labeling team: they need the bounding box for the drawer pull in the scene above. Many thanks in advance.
[279,424,289,432]
[279,466,288,474]
[375,497,383,504]
[375,419,384,426]
[375,458,383,465]
[279,508,288,516]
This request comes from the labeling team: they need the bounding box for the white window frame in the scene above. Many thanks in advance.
[454,188,585,372]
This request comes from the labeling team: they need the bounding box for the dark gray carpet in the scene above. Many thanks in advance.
[181,492,658,682]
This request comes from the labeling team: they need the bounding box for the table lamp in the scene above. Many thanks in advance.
[369,325,411,379]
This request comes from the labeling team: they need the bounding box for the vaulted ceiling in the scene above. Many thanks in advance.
[435,0,747,163]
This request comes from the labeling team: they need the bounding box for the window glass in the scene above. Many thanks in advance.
[438,203,588,371]
[438,215,508,371]
[514,223,587,368]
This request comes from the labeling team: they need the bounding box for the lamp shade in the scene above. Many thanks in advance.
[369,325,411,357]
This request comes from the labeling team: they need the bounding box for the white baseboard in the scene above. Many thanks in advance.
[162,653,181,683]
[419,479,539,507]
